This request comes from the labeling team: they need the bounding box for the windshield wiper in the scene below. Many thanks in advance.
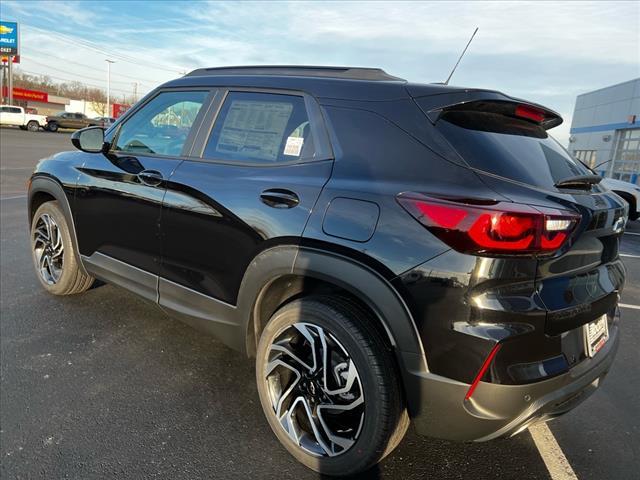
[554,174,602,189]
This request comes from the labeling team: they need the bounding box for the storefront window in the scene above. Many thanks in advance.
[613,128,640,185]
[573,150,597,168]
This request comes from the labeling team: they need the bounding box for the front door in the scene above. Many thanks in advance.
[74,89,214,300]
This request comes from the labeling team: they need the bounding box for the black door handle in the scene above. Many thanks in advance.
[138,170,164,187]
[260,189,300,209]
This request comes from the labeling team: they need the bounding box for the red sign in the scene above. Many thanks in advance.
[0,55,20,63]
[112,103,130,118]
[1,86,48,102]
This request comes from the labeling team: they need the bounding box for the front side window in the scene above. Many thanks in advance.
[204,92,316,164]
[114,90,208,157]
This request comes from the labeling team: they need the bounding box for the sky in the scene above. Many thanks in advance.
[1,0,639,144]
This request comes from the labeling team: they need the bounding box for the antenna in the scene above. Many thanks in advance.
[444,27,479,85]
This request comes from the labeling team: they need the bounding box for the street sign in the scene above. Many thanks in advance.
[0,21,19,57]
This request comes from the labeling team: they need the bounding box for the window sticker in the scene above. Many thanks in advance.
[216,100,293,161]
[284,136,304,156]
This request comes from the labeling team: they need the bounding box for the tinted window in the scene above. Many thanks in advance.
[204,92,315,164]
[9,107,21,113]
[435,111,590,189]
[115,91,208,156]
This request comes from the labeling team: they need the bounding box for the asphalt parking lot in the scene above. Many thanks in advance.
[1,127,639,480]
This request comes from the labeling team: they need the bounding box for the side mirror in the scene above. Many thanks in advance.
[71,126,106,153]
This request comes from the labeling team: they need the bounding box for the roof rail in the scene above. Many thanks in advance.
[185,65,405,82]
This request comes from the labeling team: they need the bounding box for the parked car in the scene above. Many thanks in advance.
[601,177,640,221]
[45,111,98,132]
[27,66,626,476]
[92,116,116,128]
[0,105,46,131]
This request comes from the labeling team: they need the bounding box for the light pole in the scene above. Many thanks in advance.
[105,59,115,117]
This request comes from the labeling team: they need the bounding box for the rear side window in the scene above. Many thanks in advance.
[204,92,316,164]
[434,110,591,189]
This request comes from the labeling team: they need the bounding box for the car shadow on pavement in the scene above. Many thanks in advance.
[0,274,551,480]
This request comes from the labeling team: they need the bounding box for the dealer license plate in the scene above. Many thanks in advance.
[584,314,609,358]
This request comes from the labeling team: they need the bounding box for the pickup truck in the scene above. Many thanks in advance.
[45,111,99,132]
[0,105,47,132]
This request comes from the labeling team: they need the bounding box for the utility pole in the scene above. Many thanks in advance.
[132,82,138,103]
[8,56,13,105]
[105,59,114,117]
[0,61,5,104]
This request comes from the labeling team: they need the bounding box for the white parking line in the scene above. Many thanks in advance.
[529,423,578,480]
[620,303,640,310]
[0,195,27,201]
[620,253,640,259]
[625,232,640,236]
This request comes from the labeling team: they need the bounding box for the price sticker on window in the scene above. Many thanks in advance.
[284,136,304,156]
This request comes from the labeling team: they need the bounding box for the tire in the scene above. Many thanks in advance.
[256,296,409,476]
[27,121,39,132]
[30,201,94,295]
[47,122,58,132]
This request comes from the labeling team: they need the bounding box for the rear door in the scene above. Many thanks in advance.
[74,113,87,129]
[74,89,214,300]
[159,89,334,306]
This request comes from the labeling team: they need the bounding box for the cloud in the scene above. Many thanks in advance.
[1,0,638,144]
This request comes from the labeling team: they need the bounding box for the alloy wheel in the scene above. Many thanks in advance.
[33,213,64,285]
[264,322,365,457]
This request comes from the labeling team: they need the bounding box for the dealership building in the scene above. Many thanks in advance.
[2,86,130,118]
[567,78,640,185]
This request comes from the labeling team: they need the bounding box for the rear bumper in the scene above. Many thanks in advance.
[407,323,619,441]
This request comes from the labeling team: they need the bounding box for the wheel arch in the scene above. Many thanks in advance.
[237,245,428,415]
[28,175,87,275]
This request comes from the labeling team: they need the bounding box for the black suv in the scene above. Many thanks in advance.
[28,66,626,476]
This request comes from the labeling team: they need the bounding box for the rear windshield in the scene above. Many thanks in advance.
[435,111,591,189]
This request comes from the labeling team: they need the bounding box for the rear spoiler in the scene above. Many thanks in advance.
[409,88,563,130]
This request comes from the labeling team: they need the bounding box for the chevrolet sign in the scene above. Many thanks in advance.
[0,21,18,57]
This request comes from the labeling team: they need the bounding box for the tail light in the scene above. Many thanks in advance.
[397,193,580,256]
[515,104,546,123]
